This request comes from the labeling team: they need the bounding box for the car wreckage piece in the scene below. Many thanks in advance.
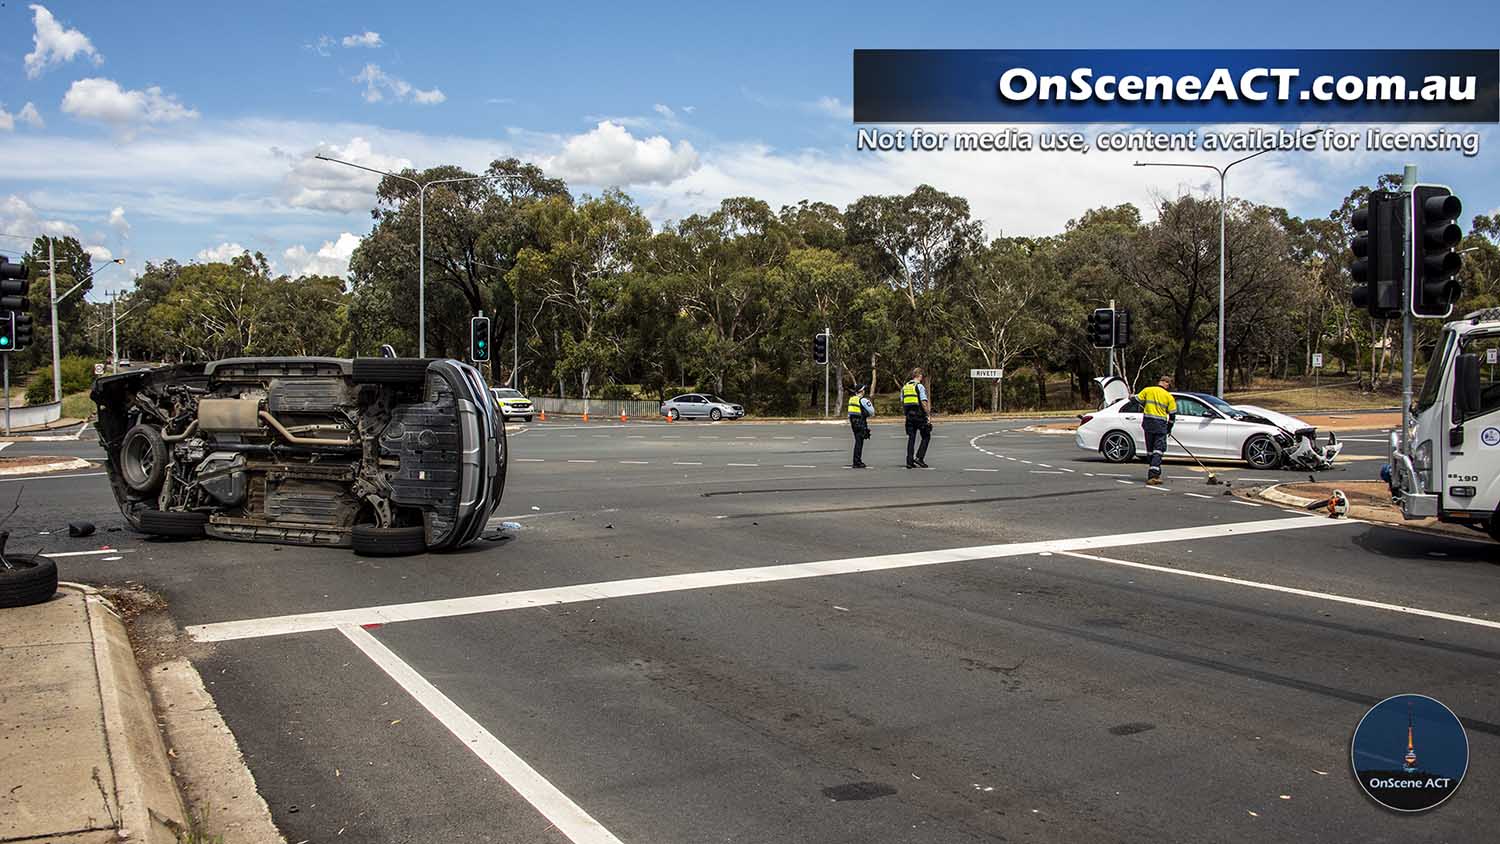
[91,357,505,555]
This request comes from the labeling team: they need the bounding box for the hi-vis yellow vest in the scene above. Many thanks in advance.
[848,396,865,416]
[1136,385,1176,420]
[902,381,921,405]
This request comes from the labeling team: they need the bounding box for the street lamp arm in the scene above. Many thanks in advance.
[1134,160,1224,177]
[54,258,126,305]
[313,154,420,188]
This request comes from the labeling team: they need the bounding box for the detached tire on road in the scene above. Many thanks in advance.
[138,509,208,539]
[351,524,428,557]
[353,358,433,386]
[0,553,58,609]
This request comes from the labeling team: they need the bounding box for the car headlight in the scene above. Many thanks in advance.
[1413,439,1433,491]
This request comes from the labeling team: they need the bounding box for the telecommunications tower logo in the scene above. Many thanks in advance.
[1351,694,1468,812]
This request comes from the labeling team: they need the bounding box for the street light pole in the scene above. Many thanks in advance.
[49,253,123,401]
[314,155,517,357]
[1134,132,1326,397]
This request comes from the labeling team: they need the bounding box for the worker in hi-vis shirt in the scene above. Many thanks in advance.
[1135,375,1177,485]
[902,367,932,469]
[847,384,874,468]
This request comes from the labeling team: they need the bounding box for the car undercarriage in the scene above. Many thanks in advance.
[91,357,505,555]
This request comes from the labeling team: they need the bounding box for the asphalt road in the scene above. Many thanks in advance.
[7,416,1498,843]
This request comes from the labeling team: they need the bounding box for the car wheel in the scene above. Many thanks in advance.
[1243,434,1281,470]
[351,524,427,557]
[667,408,680,421]
[522,415,532,423]
[0,553,58,608]
[120,424,168,494]
[709,408,723,421]
[137,509,208,539]
[1100,430,1135,463]
[353,357,433,385]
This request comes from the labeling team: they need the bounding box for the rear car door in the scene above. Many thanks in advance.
[1170,396,1229,456]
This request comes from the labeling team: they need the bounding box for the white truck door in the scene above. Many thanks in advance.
[1442,332,1500,517]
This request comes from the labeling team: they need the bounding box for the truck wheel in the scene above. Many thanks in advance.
[137,510,208,539]
[0,553,58,608]
[120,424,168,494]
[1100,431,1135,463]
[353,358,432,386]
[1243,434,1280,470]
[351,525,428,557]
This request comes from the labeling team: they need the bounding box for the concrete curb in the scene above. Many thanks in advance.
[0,457,92,476]
[71,583,189,844]
[1241,485,1488,540]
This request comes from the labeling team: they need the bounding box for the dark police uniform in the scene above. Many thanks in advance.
[902,379,931,467]
[848,394,871,467]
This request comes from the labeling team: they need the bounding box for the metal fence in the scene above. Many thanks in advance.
[531,397,662,417]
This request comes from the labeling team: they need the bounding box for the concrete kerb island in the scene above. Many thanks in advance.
[0,584,186,844]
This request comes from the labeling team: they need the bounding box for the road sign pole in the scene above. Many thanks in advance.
[3,354,10,436]
[49,238,61,404]
[1401,164,1417,446]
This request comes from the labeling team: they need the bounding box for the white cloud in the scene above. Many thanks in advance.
[353,64,445,105]
[546,121,699,187]
[108,206,130,237]
[342,31,382,48]
[653,104,675,120]
[86,244,113,261]
[0,194,81,239]
[282,136,414,213]
[810,96,852,121]
[61,78,198,127]
[24,4,102,79]
[0,109,11,132]
[195,242,248,263]
[282,232,360,277]
[18,102,44,129]
[306,35,334,56]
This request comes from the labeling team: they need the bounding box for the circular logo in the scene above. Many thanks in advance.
[1482,427,1500,447]
[1351,694,1468,812]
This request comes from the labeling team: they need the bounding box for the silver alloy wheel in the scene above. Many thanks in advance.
[1101,431,1133,463]
[1244,434,1279,469]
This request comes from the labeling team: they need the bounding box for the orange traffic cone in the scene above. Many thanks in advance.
[539,409,546,422]
[665,412,674,423]
[620,411,628,423]
[582,411,589,422]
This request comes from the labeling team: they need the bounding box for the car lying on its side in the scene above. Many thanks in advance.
[660,393,745,421]
[91,357,506,556]
[491,387,535,422]
[1075,382,1341,470]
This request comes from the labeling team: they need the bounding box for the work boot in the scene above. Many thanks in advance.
[915,459,929,468]
[906,461,916,469]
[1146,477,1162,486]
[852,462,867,469]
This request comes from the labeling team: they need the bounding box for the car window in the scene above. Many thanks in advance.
[1120,398,1141,413]
[1460,333,1500,420]
[1174,397,1214,418]
[496,389,522,398]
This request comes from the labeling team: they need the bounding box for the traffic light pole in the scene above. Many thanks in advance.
[48,239,60,404]
[823,327,830,418]
[1108,298,1115,378]
[3,355,9,435]
[1401,163,1417,442]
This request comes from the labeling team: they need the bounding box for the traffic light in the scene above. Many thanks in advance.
[1411,184,1464,319]
[1349,190,1404,318]
[1088,308,1115,348]
[470,314,491,362]
[13,313,32,350]
[1113,308,1132,347]
[813,332,828,365]
[0,256,27,312]
[0,312,13,352]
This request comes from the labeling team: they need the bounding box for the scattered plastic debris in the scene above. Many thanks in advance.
[68,521,96,538]
[500,522,522,531]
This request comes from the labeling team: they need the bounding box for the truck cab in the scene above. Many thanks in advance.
[1390,308,1500,537]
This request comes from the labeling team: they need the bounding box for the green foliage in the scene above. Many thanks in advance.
[25,356,96,405]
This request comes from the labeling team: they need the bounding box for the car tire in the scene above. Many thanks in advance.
[522,415,532,423]
[1100,430,1136,463]
[0,553,59,609]
[120,424,168,494]
[137,509,208,539]
[709,408,722,421]
[353,358,433,385]
[1243,434,1281,470]
[351,524,428,557]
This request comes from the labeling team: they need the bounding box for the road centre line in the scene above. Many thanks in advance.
[619,460,650,464]
[1030,470,1064,474]
[726,463,760,467]
[49,548,132,557]
[1057,549,1500,633]
[783,464,816,468]
[516,458,545,462]
[1183,492,1214,499]
[340,626,623,844]
[963,467,999,472]
[188,516,1346,642]
[567,460,597,464]
[673,461,702,466]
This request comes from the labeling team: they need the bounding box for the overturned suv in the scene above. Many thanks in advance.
[92,357,505,556]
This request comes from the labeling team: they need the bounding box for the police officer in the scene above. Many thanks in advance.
[1136,374,1177,485]
[848,384,874,468]
[901,367,932,468]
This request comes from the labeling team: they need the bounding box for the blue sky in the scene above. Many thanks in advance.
[1,0,1496,298]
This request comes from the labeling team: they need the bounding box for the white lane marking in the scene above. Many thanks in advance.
[812,436,833,440]
[1058,467,1075,473]
[591,435,610,439]
[735,436,755,440]
[1146,485,1170,491]
[1232,500,1263,507]
[673,461,702,466]
[1030,470,1064,475]
[515,458,545,462]
[627,435,645,439]
[1235,477,1281,483]
[1058,550,1500,633]
[340,626,623,844]
[963,468,999,473]
[1038,463,1052,468]
[1116,479,1135,485]
[1094,473,1131,478]
[1020,460,1033,465]
[190,516,1345,642]
[48,548,132,557]
[619,460,650,465]
[726,463,760,467]
[783,464,816,468]
[1006,457,1018,461]
[1183,492,1214,499]
[0,471,108,482]
[566,459,597,464]
[773,436,795,440]
[1084,472,1096,477]
[0,443,10,453]
[559,435,578,438]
